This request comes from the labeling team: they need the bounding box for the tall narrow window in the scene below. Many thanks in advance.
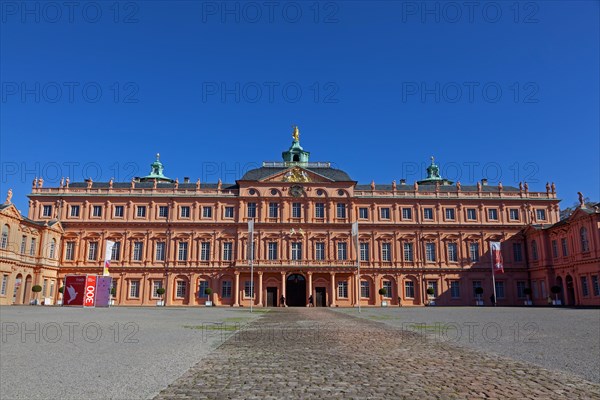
[133,242,143,261]
[450,281,460,298]
[382,281,392,298]
[291,242,302,260]
[65,242,75,261]
[176,281,186,298]
[336,203,346,218]
[269,202,278,218]
[425,243,436,262]
[381,243,391,261]
[315,203,325,218]
[315,242,325,260]
[337,242,347,260]
[469,242,480,262]
[360,243,369,261]
[111,242,121,260]
[247,202,256,218]
[201,242,211,261]
[268,242,278,260]
[360,281,370,298]
[155,242,165,261]
[513,243,523,262]
[292,203,302,218]
[178,242,188,261]
[580,227,590,252]
[1,225,9,249]
[531,240,538,261]
[404,281,415,298]
[87,241,97,260]
[221,281,232,298]
[49,239,56,258]
[447,242,457,262]
[403,243,413,262]
[223,242,233,261]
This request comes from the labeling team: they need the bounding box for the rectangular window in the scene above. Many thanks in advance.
[292,203,301,218]
[137,206,146,218]
[20,236,27,254]
[155,242,165,261]
[70,205,80,217]
[509,209,519,220]
[450,281,460,298]
[403,243,413,262]
[180,206,190,218]
[43,205,52,217]
[466,208,477,221]
[247,202,256,218]
[315,203,325,218]
[198,281,209,298]
[225,206,234,218]
[423,208,433,220]
[488,209,498,220]
[223,242,233,261]
[158,206,169,218]
[200,242,210,261]
[291,242,302,260]
[517,281,526,298]
[65,242,75,261]
[469,242,480,262]
[152,280,163,298]
[269,202,278,218]
[176,281,186,298]
[49,281,55,296]
[178,242,188,261]
[244,281,254,298]
[221,281,232,298]
[495,281,505,299]
[1,275,9,295]
[133,242,143,261]
[360,281,370,298]
[536,209,546,220]
[268,242,278,260]
[532,281,539,298]
[382,281,392,298]
[445,208,455,220]
[114,206,124,217]
[93,205,102,217]
[337,281,348,298]
[380,208,390,220]
[448,243,458,262]
[87,241,97,260]
[111,242,121,261]
[381,243,391,261]
[358,207,368,219]
[29,238,37,256]
[129,280,140,298]
[591,275,600,296]
[336,203,346,218]
[472,281,482,297]
[540,281,547,298]
[314,242,325,260]
[404,281,415,298]
[427,281,438,297]
[360,243,369,261]
[337,242,347,260]
[513,243,523,262]
[402,207,412,220]
[561,238,568,256]
[552,240,558,258]
[202,206,212,218]
[581,276,589,297]
[425,243,436,262]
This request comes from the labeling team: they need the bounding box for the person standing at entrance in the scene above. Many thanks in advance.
[280,295,286,307]
[308,295,313,307]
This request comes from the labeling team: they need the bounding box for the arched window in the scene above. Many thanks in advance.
[49,239,56,259]
[531,240,538,261]
[0,225,8,249]
[580,227,590,252]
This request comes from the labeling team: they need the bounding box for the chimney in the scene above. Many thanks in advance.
[400,179,406,185]
[184,177,190,183]
[481,178,488,186]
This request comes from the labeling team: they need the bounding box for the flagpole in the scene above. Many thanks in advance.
[490,242,497,307]
[249,219,254,313]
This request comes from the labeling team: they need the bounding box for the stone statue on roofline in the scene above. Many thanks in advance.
[578,192,585,208]
[38,178,44,188]
[5,188,12,204]
[65,177,70,188]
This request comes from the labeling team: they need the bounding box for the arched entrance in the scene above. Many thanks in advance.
[13,274,23,304]
[286,274,306,307]
[23,275,32,304]
[555,276,564,304]
[565,275,576,306]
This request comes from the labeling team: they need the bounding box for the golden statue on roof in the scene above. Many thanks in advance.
[292,125,300,141]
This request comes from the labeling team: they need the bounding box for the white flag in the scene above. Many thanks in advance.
[351,222,358,237]
[103,240,115,276]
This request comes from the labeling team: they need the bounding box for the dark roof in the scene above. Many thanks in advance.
[240,167,353,182]
[0,204,9,211]
[355,183,520,192]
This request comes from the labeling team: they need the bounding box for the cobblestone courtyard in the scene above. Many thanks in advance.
[1,307,599,399]
[156,308,600,399]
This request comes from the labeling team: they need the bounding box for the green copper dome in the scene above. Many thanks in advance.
[282,126,310,163]
[140,153,174,182]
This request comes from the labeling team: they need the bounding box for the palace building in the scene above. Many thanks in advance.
[1,128,598,307]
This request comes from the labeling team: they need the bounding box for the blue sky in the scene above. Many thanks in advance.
[1,1,598,214]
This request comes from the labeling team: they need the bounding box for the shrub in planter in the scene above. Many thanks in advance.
[204,288,213,305]
[156,287,166,306]
[426,287,435,297]
[58,286,64,294]
[550,285,561,303]
[31,285,42,305]
[378,288,387,296]
[110,287,117,297]
[475,287,484,297]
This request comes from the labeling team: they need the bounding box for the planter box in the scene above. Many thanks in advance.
[205,301,213,307]
[110,299,115,306]
[428,300,435,306]
[475,300,484,306]
[381,301,388,307]
[156,300,164,306]
[56,300,63,306]
[44,298,53,306]
[553,300,562,305]
[524,300,532,306]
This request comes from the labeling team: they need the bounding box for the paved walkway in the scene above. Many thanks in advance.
[154,308,600,399]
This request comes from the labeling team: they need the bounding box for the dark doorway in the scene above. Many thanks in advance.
[565,275,576,305]
[266,287,278,307]
[286,274,306,307]
[315,287,327,307]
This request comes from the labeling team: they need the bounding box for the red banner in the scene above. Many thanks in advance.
[83,275,98,307]
[491,242,504,274]
[63,275,86,306]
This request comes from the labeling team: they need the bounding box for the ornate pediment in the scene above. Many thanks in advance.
[261,167,333,183]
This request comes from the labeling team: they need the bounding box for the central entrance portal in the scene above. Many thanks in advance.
[286,274,306,307]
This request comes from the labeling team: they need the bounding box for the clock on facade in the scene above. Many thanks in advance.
[290,185,304,197]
